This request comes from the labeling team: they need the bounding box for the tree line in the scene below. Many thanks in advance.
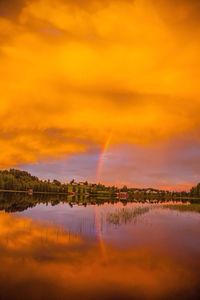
[0,169,200,198]
[190,183,200,197]
[0,169,67,193]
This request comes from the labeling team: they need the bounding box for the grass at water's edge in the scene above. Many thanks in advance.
[164,203,200,213]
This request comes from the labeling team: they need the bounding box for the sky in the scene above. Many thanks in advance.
[1,0,200,190]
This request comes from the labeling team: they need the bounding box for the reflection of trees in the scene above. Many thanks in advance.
[0,192,188,214]
[0,193,125,212]
[107,207,151,226]
[0,193,68,213]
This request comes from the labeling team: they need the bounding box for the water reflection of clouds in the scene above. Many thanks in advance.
[17,202,200,252]
[0,211,200,300]
[18,203,154,240]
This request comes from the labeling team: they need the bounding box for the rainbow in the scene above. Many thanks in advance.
[96,132,112,183]
[94,206,107,259]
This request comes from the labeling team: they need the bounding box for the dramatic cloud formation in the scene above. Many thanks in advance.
[1,0,200,188]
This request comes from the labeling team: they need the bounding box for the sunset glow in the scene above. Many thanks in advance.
[1,0,200,189]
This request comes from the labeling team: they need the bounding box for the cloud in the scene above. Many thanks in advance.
[21,137,200,191]
[0,0,200,169]
[152,0,200,28]
[0,0,26,19]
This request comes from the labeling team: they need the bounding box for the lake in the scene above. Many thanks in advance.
[0,193,200,300]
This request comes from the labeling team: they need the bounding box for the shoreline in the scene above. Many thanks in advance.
[0,190,200,201]
[0,190,68,195]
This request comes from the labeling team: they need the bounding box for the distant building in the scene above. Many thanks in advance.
[116,192,129,200]
[27,189,33,195]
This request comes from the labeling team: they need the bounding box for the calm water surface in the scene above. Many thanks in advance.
[0,195,200,300]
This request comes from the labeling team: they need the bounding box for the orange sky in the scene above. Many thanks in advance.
[1,0,200,189]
